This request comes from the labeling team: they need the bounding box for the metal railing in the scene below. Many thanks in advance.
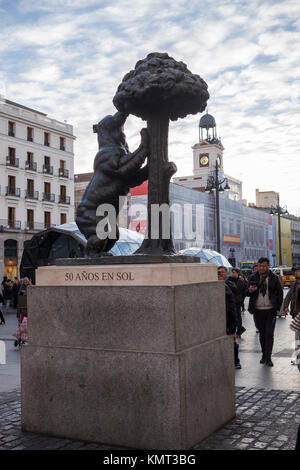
[42,164,53,175]
[6,186,21,197]
[24,222,45,232]
[58,195,70,204]
[25,161,37,171]
[0,219,21,231]
[25,190,39,200]
[42,192,55,203]
[59,168,69,178]
[6,156,19,167]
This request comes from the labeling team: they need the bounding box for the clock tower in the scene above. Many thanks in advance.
[192,112,224,181]
[173,111,239,196]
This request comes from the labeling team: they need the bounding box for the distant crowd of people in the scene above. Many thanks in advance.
[0,276,31,325]
[218,257,300,371]
[218,257,300,451]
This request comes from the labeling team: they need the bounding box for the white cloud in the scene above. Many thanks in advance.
[1,0,300,212]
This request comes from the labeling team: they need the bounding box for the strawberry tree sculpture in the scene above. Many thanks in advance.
[113,52,209,255]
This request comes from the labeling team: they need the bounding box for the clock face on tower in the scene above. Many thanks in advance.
[199,155,209,167]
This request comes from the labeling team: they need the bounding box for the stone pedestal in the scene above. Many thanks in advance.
[21,264,235,449]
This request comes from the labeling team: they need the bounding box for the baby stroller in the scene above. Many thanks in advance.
[14,293,28,349]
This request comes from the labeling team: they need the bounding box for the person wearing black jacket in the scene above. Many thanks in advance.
[0,291,5,324]
[12,277,20,309]
[3,280,13,311]
[228,268,247,338]
[283,266,300,319]
[247,257,283,367]
[218,266,241,369]
[283,266,300,364]
[296,424,300,451]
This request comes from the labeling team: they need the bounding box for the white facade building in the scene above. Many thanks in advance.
[0,96,75,279]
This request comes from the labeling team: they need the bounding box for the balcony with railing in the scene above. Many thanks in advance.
[0,219,21,231]
[25,161,37,172]
[42,164,53,175]
[24,221,45,232]
[6,186,21,197]
[6,156,19,168]
[44,223,57,230]
[59,168,69,178]
[25,190,39,200]
[58,195,70,205]
[42,192,55,203]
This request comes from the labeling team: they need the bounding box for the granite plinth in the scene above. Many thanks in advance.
[21,265,235,450]
[22,337,234,450]
[44,254,200,265]
[35,262,217,287]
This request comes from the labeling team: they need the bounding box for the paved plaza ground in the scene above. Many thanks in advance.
[0,292,299,451]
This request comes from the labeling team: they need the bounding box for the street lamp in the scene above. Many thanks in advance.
[205,160,230,253]
[269,195,288,266]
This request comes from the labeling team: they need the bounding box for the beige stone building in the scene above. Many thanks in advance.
[255,188,279,208]
[74,172,93,219]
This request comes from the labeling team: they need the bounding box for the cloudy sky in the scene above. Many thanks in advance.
[1,0,300,214]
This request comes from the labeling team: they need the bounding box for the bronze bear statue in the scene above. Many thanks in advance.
[76,111,149,257]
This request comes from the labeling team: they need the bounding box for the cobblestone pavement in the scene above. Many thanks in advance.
[195,387,300,450]
[0,297,300,451]
[235,301,300,391]
[0,390,124,451]
[0,387,299,450]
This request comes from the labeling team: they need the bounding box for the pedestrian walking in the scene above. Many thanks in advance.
[249,264,260,333]
[12,277,20,308]
[3,279,13,312]
[17,277,30,317]
[247,257,283,367]
[217,266,241,369]
[1,276,7,288]
[283,266,300,365]
[283,266,300,320]
[228,267,247,338]
[289,312,300,367]
[240,272,248,314]
[0,290,5,325]
[296,424,300,451]
[19,277,30,296]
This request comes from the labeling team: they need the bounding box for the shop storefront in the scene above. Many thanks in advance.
[4,239,18,280]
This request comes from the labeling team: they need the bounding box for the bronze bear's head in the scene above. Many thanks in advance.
[93,112,129,150]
